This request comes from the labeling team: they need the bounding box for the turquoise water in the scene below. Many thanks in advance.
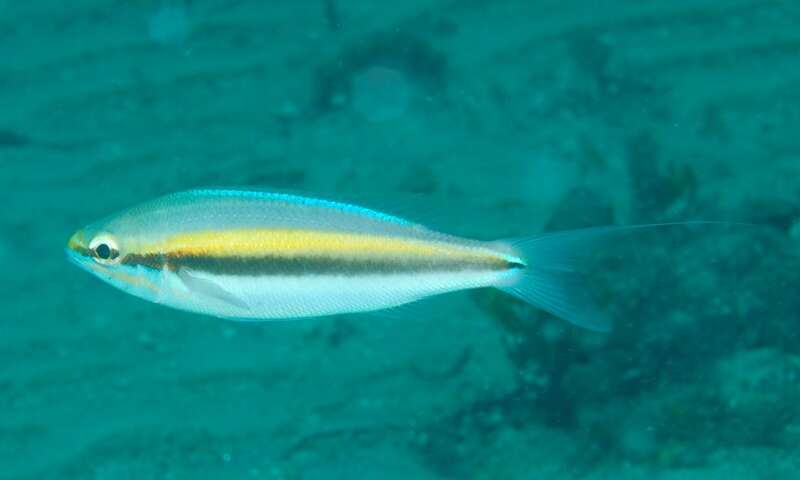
[2,1,799,478]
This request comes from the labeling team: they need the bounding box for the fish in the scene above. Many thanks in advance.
[65,188,701,331]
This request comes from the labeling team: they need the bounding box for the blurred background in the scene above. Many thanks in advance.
[1,1,799,478]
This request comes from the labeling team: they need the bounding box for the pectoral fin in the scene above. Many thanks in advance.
[177,268,251,312]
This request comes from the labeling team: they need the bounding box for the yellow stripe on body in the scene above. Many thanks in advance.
[140,228,506,264]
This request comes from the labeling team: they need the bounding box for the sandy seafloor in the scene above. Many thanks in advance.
[1,1,800,479]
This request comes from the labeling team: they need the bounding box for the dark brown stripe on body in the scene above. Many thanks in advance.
[123,252,525,276]
[122,253,166,270]
[176,254,524,276]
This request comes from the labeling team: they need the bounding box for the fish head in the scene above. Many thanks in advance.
[66,217,163,304]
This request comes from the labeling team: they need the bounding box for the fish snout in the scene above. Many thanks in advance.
[67,229,90,256]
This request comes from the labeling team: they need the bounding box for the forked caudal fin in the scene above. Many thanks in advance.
[495,222,745,332]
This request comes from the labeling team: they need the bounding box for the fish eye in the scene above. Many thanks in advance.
[89,235,120,264]
[95,243,112,259]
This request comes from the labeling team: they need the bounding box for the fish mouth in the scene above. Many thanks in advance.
[65,230,96,274]
[65,243,85,262]
[65,244,93,274]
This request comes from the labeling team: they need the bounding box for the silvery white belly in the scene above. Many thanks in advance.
[159,269,508,320]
